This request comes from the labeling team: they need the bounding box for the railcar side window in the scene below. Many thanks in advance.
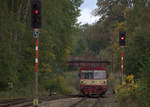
[94,70,106,79]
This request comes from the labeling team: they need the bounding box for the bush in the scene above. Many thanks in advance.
[115,75,138,100]
[136,58,150,107]
[48,74,71,95]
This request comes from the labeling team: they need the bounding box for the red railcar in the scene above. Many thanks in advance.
[80,67,108,96]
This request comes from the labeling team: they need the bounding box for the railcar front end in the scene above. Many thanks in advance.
[80,67,108,96]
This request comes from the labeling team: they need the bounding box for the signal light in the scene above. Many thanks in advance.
[119,31,126,46]
[31,0,41,28]
[35,10,38,14]
[121,37,124,40]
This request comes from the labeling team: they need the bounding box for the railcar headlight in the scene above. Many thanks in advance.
[98,86,103,90]
[84,86,88,89]
[80,80,84,84]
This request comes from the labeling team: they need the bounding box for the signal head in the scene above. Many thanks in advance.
[31,0,41,28]
[119,31,126,46]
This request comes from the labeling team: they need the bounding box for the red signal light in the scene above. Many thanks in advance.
[121,37,124,40]
[119,31,126,46]
[35,10,38,14]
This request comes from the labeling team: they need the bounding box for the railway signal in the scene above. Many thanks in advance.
[31,0,41,28]
[31,0,42,107]
[119,31,126,87]
[119,31,126,46]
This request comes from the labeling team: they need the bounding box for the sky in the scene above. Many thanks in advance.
[77,0,100,25]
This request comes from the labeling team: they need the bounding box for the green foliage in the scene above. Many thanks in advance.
[95,0,150,105]
[136,57,150,107]
[125,26,150,78]
[71,23,110,56]
[124,0,150,78]
[0,0,82,97]
[115,75,137,99]
[114,75,143,107]
[111,0,150,105]
[44,74,71,94]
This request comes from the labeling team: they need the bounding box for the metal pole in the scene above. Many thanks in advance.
[121,49,124,87]
[9,82,13,99]
[33,29,39,107]
[111,29,115,94]
[111,31,114,73]
[35,36,38,98]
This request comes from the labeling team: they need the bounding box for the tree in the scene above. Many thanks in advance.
[0,0,82,95]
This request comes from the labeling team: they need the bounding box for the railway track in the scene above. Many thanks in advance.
[68,94,117,107]
[0,98,33,107]
[69,97,87,107]
[91,98,101,107]
[68,97,102,107]
[0,95,81,107]
[0,94,117,107]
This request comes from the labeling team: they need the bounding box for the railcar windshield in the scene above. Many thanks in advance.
[80,70,93,79]
[94,70,106,79]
